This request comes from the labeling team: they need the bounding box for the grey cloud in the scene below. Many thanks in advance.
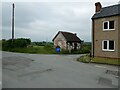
[2,1,119,42]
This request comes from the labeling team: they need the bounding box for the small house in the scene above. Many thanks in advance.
[52,31,82,51]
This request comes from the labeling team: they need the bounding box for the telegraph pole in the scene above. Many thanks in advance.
[12,3,15,41]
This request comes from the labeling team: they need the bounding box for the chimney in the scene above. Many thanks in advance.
[95,2,102,12]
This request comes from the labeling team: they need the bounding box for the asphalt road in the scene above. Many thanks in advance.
[0,51,2,89]
[2,51,118,88]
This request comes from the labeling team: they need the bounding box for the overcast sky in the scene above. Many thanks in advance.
[1,0,119,42]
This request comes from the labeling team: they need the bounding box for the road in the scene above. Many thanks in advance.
[0,51,2,89]
[2,51,118,88]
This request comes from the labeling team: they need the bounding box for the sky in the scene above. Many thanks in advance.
[1,0,119,42]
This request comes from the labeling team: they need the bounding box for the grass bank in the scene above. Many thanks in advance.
[77,55,119,65]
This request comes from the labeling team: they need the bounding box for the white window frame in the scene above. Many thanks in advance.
[102,40,115,51]
[103,21,115,31]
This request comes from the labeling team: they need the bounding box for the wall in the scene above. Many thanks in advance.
[54,32,67,50]
[118,16,120,59]
[93,16,119,58]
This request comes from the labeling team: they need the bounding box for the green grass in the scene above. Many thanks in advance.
[77,55,119,65]
[7,46,56,54]
[2,44,91,54]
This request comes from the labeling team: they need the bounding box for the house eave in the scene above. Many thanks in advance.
[92,14,120,20]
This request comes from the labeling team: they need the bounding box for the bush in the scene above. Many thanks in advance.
[0,40,2,50]
[52,44,91,54]
[79,45,91,54]
[61,45,91,54]
[60,49,69,54]
[2,38,31,51]
[77,55,91,63]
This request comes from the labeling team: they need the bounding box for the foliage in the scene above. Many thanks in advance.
[0,40,2,50]
[56,45,91,54]
[79,45,91,54]
[66,45,91,54]
[7,45,56,54]
[59,49,69,54]
[82,42,91,46]
[31,41,53,46]
[44,44,56,53]
[77,55,90,63]
[2,39,91,54]
[2,38,31,50]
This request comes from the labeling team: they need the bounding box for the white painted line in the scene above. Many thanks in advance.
[95,65,106,69]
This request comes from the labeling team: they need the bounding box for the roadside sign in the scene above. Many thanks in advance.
[56,47,60,52]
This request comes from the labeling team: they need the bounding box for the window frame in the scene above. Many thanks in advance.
[102,40,115,51]
[103,21,115,31]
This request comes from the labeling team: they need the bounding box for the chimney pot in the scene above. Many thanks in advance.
[74,33,77,35]
[95,2,102,12]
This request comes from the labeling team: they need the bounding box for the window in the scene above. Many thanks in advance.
[103,21,115,30]
[102,40,115,51]
[109,21,114,29]
[109,40,114,50]
[104,22,108,29]
[103,41,107,49]
[58,41,62,48]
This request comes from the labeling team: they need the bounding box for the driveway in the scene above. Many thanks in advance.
[2,51,118,88]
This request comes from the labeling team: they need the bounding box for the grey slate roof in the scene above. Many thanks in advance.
[52,31,81,42]
[92,4,120,19]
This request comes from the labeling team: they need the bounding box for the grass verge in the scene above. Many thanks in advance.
[77,55,119,65]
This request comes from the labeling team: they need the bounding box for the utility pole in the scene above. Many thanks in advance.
[12,3,15,41]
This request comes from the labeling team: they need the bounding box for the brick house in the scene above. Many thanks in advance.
[52,31,82,51]
[91,2,120,59]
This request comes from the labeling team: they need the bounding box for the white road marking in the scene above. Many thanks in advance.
[95,65,107,69]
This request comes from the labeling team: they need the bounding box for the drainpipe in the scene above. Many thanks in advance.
[92,19,95,57]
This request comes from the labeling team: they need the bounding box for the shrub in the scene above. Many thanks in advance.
[2,38,31,51]
[79,45,91,54]
[77,55,91,63]
[60,49,69,54]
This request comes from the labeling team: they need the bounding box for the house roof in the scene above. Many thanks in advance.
[52,31,81,42]
[92,4,120,19]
